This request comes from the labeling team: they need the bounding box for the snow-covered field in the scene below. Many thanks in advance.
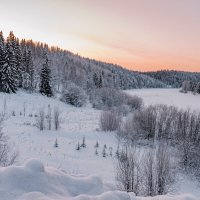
[125,88,200,111]
[0,89,199,200]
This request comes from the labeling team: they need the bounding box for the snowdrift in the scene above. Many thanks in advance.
[0,159,130,200]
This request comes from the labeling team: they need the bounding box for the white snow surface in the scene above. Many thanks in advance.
[0,89,199,200]
[125,88,200,111]
[0,158,130,200]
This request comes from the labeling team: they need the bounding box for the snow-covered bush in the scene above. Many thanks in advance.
[60,82,87,107]
[100,110,121,132]
[117,114,135,141]
[91,87,126,110]
[126,95,143,111]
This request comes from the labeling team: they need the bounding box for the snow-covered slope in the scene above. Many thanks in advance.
[0,90,199,200]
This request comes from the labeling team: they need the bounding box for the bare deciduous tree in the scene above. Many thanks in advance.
[47,104,52,130]
[36,109,45,131]
[116,145,141,195]
[100,110,121,132]
[54,107,60,130]
[0,120,18,166]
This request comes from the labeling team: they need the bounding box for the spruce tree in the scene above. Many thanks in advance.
[15,39,23,87]
[40,55,53,97]
[1,42,18,93]
[93,72,99,87]
[22,50,34,90]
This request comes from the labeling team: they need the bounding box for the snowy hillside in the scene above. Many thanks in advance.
[0,90,199,200]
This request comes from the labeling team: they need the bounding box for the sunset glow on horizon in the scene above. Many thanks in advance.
[1,0,200,72]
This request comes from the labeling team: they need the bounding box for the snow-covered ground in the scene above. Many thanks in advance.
[0,89,199,200]
[125,88,200,111]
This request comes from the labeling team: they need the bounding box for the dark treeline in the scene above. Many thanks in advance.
[144,70,200,88]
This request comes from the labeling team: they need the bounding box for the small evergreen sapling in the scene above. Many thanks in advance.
[81,136,86,148]
[76,142,80,151]
[54,138,58,148]
[109,147,113,157]
[94,141,99,148]
[102,147,107,158]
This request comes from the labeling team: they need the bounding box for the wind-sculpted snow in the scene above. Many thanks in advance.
[0,159,131,200]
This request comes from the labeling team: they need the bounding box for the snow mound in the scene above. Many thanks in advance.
[25,158,45,172]
[0,159,130,200]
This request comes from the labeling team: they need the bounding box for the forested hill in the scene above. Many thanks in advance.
[22,35,167,91]
[0,31,166,96]
[144,70,200,88]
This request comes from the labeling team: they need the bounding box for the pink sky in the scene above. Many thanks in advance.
[0,0,200,71]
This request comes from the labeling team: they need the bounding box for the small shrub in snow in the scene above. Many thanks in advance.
[100,110,121,132]
[95,149,98,155]
[60,82,87,107]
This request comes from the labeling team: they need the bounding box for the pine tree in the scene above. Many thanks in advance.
[81,136,86,148]
[94,141,99,148]
[102,147,107,157]
[40,55,53,97]
[7,31,22,87]
[15,39,23,87]
[93,72,99,87]
[76,142,80,151]
[1,42,18,93]
[54,138,58,148]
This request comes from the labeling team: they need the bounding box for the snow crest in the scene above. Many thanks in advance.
[0,159,130,200]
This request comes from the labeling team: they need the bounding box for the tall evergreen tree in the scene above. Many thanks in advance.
[6,31,22,88]
[40,55,53,97]
[93,72,99,87]
[15,38,23,87]
[1,42,18,93]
